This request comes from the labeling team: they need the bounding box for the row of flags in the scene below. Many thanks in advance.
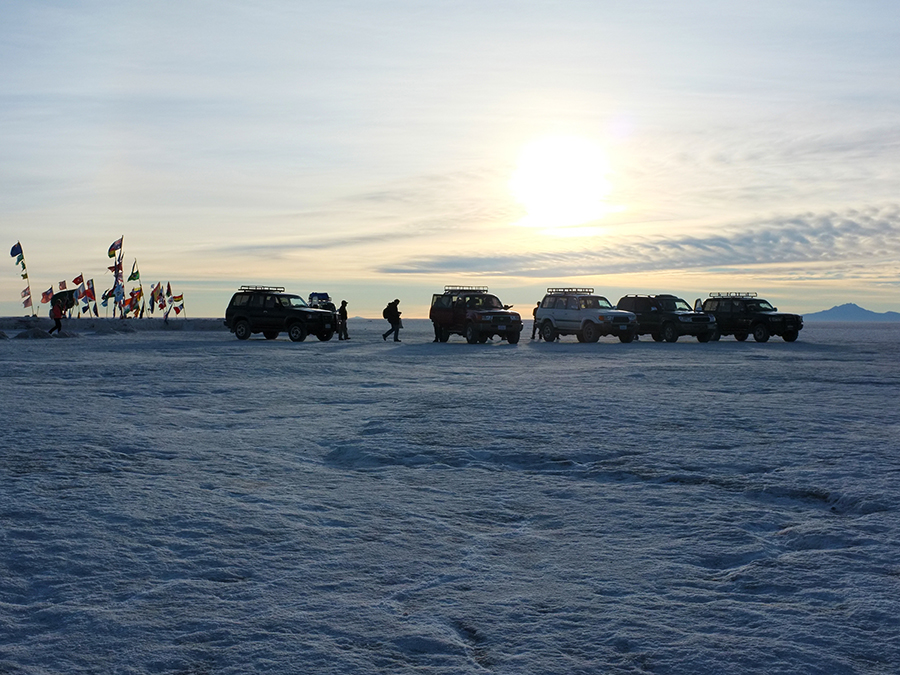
[8,239,185,319]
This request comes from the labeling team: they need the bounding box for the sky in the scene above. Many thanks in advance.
[2,0,899,318]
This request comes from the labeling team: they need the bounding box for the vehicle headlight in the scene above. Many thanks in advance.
[678,315,692,322]
[511,314,519,321]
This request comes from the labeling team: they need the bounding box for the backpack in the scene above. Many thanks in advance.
[382,305,391,319]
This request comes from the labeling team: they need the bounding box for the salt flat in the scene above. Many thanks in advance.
[1,320,898,674]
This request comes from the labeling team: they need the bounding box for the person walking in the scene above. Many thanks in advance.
[382,299,402,342]
[48,300,63,335]
[338,300,350,340]
[531,301,542,340]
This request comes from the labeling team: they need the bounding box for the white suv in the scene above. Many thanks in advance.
[535,288,637,343]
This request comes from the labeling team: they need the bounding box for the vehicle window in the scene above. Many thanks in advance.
[264,295,280,309]
[542,296,554,308]
[595,297,613,309]
[554,297,568,309]
[748,300,775,311]
[704,300,717,311]
[483,295,503,309]
[286,296,309,308]
[636,298,651,313]
[581,297,600,310]
[567,297,580,310]
[249,294,265,308]
[231,294,249,307]
[432,294,452,308]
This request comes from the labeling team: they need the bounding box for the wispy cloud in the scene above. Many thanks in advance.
[379,205,900,279]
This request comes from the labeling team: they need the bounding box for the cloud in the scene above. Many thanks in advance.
[379,204,900,280]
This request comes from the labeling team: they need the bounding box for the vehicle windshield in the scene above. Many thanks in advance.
[583,296,613,309]
[465,294,504,309]
[747,300,775,312]
[659,297,692,312]
[282,295,309,308]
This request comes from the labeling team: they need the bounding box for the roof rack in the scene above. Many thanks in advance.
[444,285,489,293]
[708,292,757,298]
[239,285,285,293]
[546,287,594,294]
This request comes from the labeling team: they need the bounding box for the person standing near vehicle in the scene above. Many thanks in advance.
[338,300,350,340]
[382,299,402,342]
[48,300,63,335]
[531,301,542,340]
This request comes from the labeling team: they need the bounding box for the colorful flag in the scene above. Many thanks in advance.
[23,296,32,308]
[41,288,53,303]
[72,274,83,285]
[171,294,183,303]
[166,282,172,297]
[85,279,96,301]
[10,242,22,257]
[92,302,99,317]
[15,254,24,265]
[21,271,28,279]
[59,280,67,290]
[173,305,183,315]
[108,236,123,258]
[21,288,30,298]
[127,260,140,281]
[107,260,122,273]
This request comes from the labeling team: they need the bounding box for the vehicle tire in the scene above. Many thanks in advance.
[317,329,335,341]
[752,323,770,343]
[619,331,635,343]
[465,323,479,344]
[541,321,558,342]
[234,320,251,341]
[439,328,451,343]
[662,322,679,343]
[782,330,799,342]
[576,333,585,342]
[710,330,721,341]
[697,332,711,343]
[507,330,520,344]
[651,332,663,342]
[478,334,489,343]
[288,323,307,342]
[263,330,279,340]
[582,322,600,343]
[734,331,748,342]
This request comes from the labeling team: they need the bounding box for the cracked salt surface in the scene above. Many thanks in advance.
[1,320,898,673]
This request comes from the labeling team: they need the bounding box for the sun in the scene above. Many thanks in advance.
[510,135,613,230]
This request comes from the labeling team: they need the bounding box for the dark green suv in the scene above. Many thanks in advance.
[224,286,337,341]
[700,292,802,342]
[616,294,716,343]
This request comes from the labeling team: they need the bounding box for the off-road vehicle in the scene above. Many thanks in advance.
[536,288,637,343]
[224,286,337,341]
[700,292,803,342]
[616,294,716,342]
[429,286,523,344]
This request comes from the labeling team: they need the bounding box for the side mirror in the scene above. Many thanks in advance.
[504,305,512,310]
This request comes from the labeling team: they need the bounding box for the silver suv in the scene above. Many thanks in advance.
[535,288,637,343]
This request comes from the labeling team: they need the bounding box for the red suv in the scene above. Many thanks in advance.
[429,286,523,344]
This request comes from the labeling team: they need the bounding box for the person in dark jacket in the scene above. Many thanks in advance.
[382,299,402,342]
[338,300,350,340]
[531,301,541,340]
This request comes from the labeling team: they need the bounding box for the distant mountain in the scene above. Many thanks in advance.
[804,303,900,322]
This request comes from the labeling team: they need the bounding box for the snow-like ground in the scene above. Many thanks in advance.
[1,320,898,674]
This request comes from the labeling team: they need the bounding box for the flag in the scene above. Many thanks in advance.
[21,288,30,298]
[108,236,123,258]
[15,254,24,265]
[72,274,83,285]
[23,296,32,308]
[73,284,85,300]
[59,280,67,290]
[92,302,99,317]
[171,294,183,303]
[10,242,22,257]
[41,288,53,303]
[166,282,172,297]
[21,271,28,279]
[85,279,96,301]
[127,260,140,281]
[173,305,183,315]
[107,261,122,273]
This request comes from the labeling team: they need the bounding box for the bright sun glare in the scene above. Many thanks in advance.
[510,135,613,231]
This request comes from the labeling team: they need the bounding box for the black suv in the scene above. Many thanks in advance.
[429,286,523,344]
[700,292,802,342]
[616,294,716,342]
[224,286,337,341]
